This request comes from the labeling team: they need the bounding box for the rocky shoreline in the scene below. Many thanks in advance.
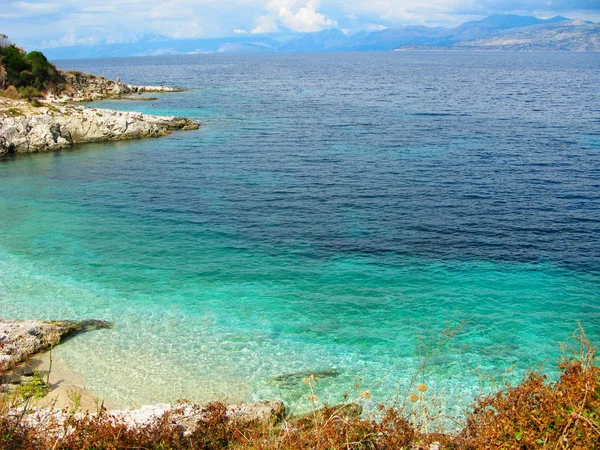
[0,98,198,156]
[23,400,287,437]
[46,71,185,103]
[0,319,112,374]
[0,71,199,157]
[0,318,289,436]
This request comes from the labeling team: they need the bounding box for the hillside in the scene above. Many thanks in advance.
[453,20,600,51]
[38,35,282,60]
[338,14,571,51]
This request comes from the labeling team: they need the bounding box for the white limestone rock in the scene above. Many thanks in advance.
[0,102,199,155]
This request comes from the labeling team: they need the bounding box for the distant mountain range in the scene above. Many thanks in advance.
[40,14,598,60]
[452,20,600,52]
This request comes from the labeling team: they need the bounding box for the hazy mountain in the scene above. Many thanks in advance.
[43,35,281,60]
[445,14,569,42]
[288,14,572,52]
[453,20,600,52]
[341,26,449,51]
[38,14,595,60]
[280,29,349,52]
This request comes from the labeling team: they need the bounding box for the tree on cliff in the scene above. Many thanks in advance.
[0,43,64,92]
[0,34,8,89]
[25,51,63,89]
[0,34,12,50]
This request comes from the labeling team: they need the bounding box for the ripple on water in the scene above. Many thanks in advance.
[0,52,599,416]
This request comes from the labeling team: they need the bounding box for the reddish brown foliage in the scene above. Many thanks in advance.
[460,360,600,450]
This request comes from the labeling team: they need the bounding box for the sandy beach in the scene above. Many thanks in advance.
[29,352,103,411]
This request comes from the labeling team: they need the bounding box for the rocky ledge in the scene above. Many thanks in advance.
[0,98,199,156]
[45,72,184,103]
[0,319,112,373]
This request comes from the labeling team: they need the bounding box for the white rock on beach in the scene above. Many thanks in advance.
[112,400,286,430]
[17,400,286,439]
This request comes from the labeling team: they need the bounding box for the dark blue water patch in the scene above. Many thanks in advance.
[2,52,596,275]
[408,112,473,117]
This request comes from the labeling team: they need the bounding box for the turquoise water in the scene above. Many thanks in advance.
[1,52,599,416]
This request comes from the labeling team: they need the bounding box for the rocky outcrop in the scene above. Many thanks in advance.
[126,84,183,93]
[0,319,112,373]
[0,99,199,156]
[45,72,184,103]
[113,400,286,431]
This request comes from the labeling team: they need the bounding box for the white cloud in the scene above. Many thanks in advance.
[252,0,337,33]
[251,13,280,33]
[281,0,337,31]
[0,0,597,50]
[330,0,466,25]
[41,33,101,49]
[11,1,62,15]
[366,23,388,31]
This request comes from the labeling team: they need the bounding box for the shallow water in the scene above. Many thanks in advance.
[1,52,599,415]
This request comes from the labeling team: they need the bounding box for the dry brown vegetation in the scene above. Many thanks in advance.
[1,326,598,449]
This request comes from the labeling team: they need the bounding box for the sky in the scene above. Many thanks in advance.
[1,0,599,49]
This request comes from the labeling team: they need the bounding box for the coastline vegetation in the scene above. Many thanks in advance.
[1,326,598,449]
[0,34,64,101]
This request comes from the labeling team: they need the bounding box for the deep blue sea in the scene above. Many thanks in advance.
[0,52,599,417]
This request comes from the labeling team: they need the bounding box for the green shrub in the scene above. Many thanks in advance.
[26,50,63,89]
[17,372,48,400]
[0,45,29,86]
[18,86,42,101]
[0,45,64,92]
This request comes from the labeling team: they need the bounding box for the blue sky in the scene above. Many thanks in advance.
[2,0,599,49]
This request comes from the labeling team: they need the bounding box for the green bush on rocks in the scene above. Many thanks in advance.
[0,41,64,95]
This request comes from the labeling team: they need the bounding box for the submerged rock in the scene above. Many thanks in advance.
[270,369,341,388]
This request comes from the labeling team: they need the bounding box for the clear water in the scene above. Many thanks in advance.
[1,52,599,416]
